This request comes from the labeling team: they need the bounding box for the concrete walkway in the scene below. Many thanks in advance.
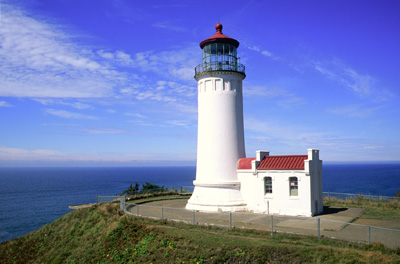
[125,198,400,249]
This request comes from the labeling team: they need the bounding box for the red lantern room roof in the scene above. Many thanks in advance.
[200,23,240,49]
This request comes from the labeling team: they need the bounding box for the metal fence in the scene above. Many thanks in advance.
[96,195,125,204]
[120,199,400,249]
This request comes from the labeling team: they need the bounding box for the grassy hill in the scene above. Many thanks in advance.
[1,202,399,263]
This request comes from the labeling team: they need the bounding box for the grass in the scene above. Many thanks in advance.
[125,192,189,204]
[323,196,400,219]
[1,203,400,263]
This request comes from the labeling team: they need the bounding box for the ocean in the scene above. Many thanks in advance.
[0,163,399,243]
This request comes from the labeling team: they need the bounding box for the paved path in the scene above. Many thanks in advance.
[125,198,400,249]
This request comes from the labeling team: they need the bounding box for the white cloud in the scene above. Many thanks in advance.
[131,47,198,81]
[314,60,374,98]
[106,109,117,114]
[0,2,197,114]
[124,112,147,118]
[244,115,400,162]
[0,101,12,107]
[0,145,193,163]
[244,85,306,107]
[33,99,93,109]
[152,21,186,31]
[78,128,126,134]
[44,109,98,120]
[164,120,191,127]
[0,3,133,98]
[247,46,277,60]
[0,146,64,160]
[327,104,383,118]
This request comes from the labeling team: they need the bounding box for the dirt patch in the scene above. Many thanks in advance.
[68,203,96,210]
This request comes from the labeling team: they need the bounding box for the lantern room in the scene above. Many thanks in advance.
[195,23,245,77]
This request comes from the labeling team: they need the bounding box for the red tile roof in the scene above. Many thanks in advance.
[237,158,256,169]
[257,155,308,170]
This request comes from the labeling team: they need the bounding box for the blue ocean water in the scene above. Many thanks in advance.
[0,163,399,243]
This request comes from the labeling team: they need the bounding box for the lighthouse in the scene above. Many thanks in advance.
[186,23,247,212]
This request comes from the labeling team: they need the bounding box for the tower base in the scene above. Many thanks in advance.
[186,181,247,212]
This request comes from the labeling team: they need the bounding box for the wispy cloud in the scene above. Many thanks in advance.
[244,85,306,107]
[77,128,126,134]
[33,99,93,109]
[327,104,384,118]
[0,145,192,163]
[164,120,191,128]
[152,21,186,31]
[44,109,98,120]
[244,115,400,162]
[124,112,147,118]
[0,101,12,107]
[247,45,278,60]
[0,3,131,98]
[314,60,374,98]
[0,1,198,119]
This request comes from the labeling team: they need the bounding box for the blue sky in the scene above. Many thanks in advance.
[1,0,399,166]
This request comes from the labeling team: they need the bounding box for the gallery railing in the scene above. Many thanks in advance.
[195,62,245,76]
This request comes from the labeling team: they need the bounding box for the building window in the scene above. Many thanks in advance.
[264,177,272,194]
[289,177,298,196]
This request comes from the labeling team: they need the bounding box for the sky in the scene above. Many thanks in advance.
[1,0,400,166]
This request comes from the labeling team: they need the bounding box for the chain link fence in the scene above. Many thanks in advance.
[97,189,399,248]
[119,197,400,249]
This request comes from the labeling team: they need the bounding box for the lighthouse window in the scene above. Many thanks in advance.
[264,177,272,194]
[289,177,298,196]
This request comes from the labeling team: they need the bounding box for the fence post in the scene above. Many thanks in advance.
[229,212,232,228]
[161,207,164,221]
[193,210,195,225]
[317,218,321,239]
[368,226,371,244]
[181,186,183,193]
[270,215,273,236]
[120,196,125,212]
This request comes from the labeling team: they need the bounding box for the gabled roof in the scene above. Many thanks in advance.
[258,155,308,170]
[237,155,308,170]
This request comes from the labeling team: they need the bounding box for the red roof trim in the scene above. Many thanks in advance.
[237,158,256,170]
[257,155,308,170]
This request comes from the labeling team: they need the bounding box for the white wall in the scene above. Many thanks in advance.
[237,149,323,217]
[195,72,245,185]
[187,71,247,212]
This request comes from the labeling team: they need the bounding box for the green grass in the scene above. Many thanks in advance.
[1,203,399,263]
[126,193,189,204]
[323,196,400,219]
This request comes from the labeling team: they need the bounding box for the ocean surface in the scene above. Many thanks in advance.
[0,163,399,243]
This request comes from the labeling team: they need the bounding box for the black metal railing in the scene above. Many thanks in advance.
[195,62,245,76]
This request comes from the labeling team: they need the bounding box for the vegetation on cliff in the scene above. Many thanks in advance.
[1,201,399,263]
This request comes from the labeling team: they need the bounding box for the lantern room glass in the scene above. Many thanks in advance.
[202,43,238,71]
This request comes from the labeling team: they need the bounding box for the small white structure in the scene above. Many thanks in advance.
[187,24,323,217]
[237,149,323,217]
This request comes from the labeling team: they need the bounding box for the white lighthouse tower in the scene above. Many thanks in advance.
[186,23,247,212]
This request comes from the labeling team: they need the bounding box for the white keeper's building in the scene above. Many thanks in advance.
[186,24,323,217]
